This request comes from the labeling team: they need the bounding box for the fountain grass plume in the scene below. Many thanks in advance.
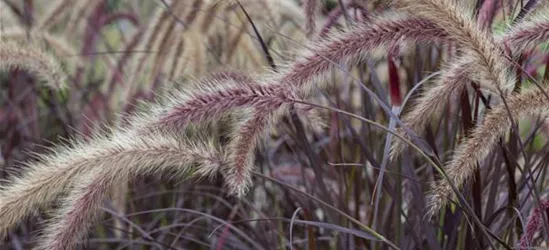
[130,73,289,135]
[397,0,514,92]
[503,8,549,54]
[220,12,452,196]
[391,60,470,159]
[277,12,450,98]
[1,28,83,67]
[390,0,533,159]
[518,198,549,249]
[0,41,67,88]
[0,69,277,241]
[0,125,220,240]
[426,86,549,217]
[34,132,223,250]
[223,96,294,197]
[0,8,457,232]
[394,1,549,216]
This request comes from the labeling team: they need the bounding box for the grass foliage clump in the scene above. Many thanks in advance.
[3,0,549,249]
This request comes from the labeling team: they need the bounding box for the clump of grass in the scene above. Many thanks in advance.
[5,0,549,249]
[0,6,447,248]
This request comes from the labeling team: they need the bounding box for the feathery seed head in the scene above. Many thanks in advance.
[518,199,549,249]
[278,12,450,99]
[216,12,452,196]
[426,86,549,217]
[391,61,470,160]
[0,41,67,89]
[34,131,224,250]
[397,0,514,93]
[138,76,288,134]
[0,127,222,241]
[503,10,549,54]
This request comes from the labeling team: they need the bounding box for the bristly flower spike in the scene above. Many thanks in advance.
[426,86,549,217]
[0,41,67,88]
[34,132,223,250]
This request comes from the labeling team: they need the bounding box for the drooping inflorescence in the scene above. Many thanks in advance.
[2,0,549,249]
[0,41,67,88]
